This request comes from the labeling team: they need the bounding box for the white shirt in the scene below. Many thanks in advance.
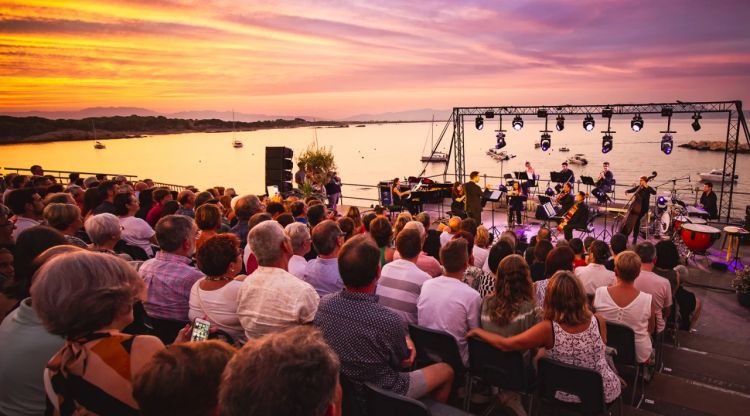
[418,276,481,366]
[574,263,615,295]
[593,286,653,363]
[376,259,431,325]
[473,246,488,269]
[119,216,155,256]
[11,217,40,240]
[189,279,245,342]
[237,266,319,340]
[288,255,308,279]
[439,231,453,247]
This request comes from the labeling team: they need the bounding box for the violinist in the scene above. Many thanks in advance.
[596,162,614,193]
[560,191,589,240]
[507,181,526,226]
[623,175,656,244]
[555,182,575,215]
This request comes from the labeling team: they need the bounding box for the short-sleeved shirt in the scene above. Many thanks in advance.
[314,291,410,395]
[237,266,319,339]
[139,252,204,321]
[593,287,653,363]
[288,254,308,279]
[634,269,673,333]
[376,259,431,325]
[417,276,481,366]
[303,257,344,297]
[189,279,245,342]
[393,251,442,277]
[574,263,615,295]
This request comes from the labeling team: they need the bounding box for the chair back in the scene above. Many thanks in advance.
[147,316,188,345]
[408,324,465,374]
[467,337,533,392]
[339,372,365,416]
[605,321,637,365]
[537,357,606,415]
[363,382,430,416]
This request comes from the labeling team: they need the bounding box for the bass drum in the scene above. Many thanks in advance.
[660,210,672,235]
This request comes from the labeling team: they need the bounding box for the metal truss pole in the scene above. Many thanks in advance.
[720,102,741,222]
[453,109,466,183]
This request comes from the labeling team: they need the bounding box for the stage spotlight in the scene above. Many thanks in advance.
[556,115,565,131]
[583,114,595,131]
[661,133,673,155]
[475,116,484,130]
[631,114,643,132]
[540,133,551,151]
[495,131,506,149]
[692,113,702,131]
[601,134,613,153]
[485,111,495,119]
[657,196,667,210]
[512,116,524,131]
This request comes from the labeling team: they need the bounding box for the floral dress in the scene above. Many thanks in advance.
[547,319,621,404]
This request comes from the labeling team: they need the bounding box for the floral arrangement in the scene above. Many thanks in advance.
[731,266,750,294]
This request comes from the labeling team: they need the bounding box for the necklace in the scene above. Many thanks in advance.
[204,275,234,282]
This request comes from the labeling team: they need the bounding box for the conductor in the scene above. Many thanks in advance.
[464,171,483,224]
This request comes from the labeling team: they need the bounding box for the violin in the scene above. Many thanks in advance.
[555,189,569,204]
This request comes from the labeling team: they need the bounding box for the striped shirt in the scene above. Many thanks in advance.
[376,259,431,325]
[139,251,204,322]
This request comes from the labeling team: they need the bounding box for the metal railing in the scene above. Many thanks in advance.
[1,167,187,192]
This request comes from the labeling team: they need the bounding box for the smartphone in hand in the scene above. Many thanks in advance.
[190,318,211,342]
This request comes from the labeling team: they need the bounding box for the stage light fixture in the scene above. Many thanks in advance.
[555,115,565,131]
[692,113,702,131]
[475,116,484,130]
[540,133,551,151]
[657,196,667,210]
[545,187,555,196]
[631,114,644,132]
[661,133,673,155]
[512,116,524,131]
[601,134,613,153]
[583,114,595,131]
[495,131,506,149]
[485,111,495,119]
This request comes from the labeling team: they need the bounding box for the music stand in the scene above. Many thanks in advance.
[595,192,614,241]
[508,195,527,229]
[484,189,503,237]
[550,171,563,183]
[581,175,595,198]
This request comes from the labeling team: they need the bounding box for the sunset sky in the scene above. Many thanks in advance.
[1,0,749,118]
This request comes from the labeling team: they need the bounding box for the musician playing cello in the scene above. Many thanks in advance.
[622,175,656,244]
[555,182,575,215]
[559,191,589,240]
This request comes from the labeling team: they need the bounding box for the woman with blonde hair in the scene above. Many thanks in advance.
[469,270,621,405]
[481,255,541,337]
[43,203,87,248]
[346,206,363,233]
[392,211,412,240]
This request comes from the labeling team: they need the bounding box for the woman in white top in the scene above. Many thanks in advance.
[593,251,655,363]
[189,233,246,343]
[114,193,156,256]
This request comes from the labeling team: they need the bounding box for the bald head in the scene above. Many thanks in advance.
[311,220,342,257]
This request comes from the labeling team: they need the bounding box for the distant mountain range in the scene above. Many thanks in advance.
[343,108,451,122]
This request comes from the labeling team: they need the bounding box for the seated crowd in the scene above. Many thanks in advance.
[0,166,702,415]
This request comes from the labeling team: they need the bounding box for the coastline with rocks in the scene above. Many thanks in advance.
[679,140,750,153]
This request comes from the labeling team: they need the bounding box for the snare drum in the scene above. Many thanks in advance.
[681,223,721,252]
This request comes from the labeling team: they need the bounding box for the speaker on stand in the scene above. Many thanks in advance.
[265,147,293,195]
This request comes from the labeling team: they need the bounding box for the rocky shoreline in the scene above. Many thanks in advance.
[679,140,750,153]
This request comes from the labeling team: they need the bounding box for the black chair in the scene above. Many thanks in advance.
[147,316,188,345]
[604,322,644,407]
[340,373,365,416]
[465,337,535,414]
[408,324,467,407]
[364,382,430,416]
[114,239,149,261]
[535,357,621,416]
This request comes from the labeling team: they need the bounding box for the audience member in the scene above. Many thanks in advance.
[377,228,432,325]
[237,221,319,339]
[5,188,44,240]
[440,216,461,246]
[285,222,311,279]
[195,204,222,252]
[134,340,235,416]
[481,254,542,337]
[315,234,454,402]
[43,203,87,248]
[277,213,295,228]
[473,225,490,268]
[162,200,180,217]
[0,204,13,249]
[231,194,263,248]
[220,326,341,416]
[369,216,395,266]
[32,251,165,414]
[569,238,587,268]
[175,189,196,218]
[337,216,355,241]
[0,247,12,280]
[291,201,308,224]
[243,212,272,273]
[346,206,363,233]
[606,233,629,271]
[393,221,442,277]
[476,239,515,298]
[530,239,553,282]
[362,212,377,233]
[85,213,132,260]
[633,242,672,335]
[139,215,203,323]
[194,191,215,209]
[418,238,481,366]
[534,246,574,308]
[189,234,246,343]
[146,188,173,227]
[114,192,156,257]
[574,240,615,295]
[469,270,621,404]
[415,212,440,260]
[453,230,491,291]
[266,201,285,219]
[304,220,345,297]
[307,204,327,228]
[392,212,413,240]
[92,180,118,215]
[43,192,75,205]
[135,188,154,220]
[653,240,701,330]
[594,251,654,363]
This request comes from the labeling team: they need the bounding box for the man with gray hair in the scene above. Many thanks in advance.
[237,221,319,339]
[285,222,311,279]
[392,221,442,277]
[231,194,263,249]
[304,220,345,297]
[139,215,203,323]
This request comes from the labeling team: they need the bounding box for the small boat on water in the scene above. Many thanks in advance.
[568,153,588,165]
[421,151,449,163]
[699,169,738,183]
[232,139,243,148]
[355,124,366,127]
[486,148,515,161]
[230,110,243,148]
[94,141,106,150]
[559,147,570,152]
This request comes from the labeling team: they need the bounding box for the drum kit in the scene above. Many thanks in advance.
[656,193,720,259]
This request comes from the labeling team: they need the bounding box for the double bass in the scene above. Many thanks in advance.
[618,171,657,235]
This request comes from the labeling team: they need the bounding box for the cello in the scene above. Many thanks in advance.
[618,171,657,236]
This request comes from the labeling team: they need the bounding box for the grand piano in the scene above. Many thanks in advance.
[402,177,453,214]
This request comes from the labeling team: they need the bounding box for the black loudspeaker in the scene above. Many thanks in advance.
[378,181,393,206]
[265,147,293,192]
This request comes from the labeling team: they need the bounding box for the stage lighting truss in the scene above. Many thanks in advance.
[512,115,524,131]
[601,134,613,153]
[692,113,702,131]
[555,115,565,131]
[631,114,644,132]
[661,133,673,155]
[475,115,484,130]
[583,114,595,131]
[540,133,551,151]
